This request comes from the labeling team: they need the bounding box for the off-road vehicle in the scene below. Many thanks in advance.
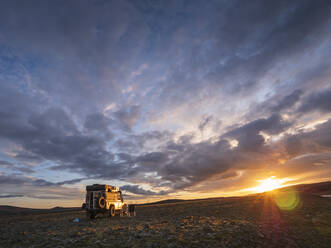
[85,184,135,219]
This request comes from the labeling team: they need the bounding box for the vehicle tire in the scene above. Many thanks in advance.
[98,196,106,209]
[109,205,115,217]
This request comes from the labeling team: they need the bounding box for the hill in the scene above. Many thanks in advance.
[0,205,80,215]
[281,180,331,195]
[142,180,331,206]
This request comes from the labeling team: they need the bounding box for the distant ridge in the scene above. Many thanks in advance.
[140,199,186,205]
[1,181,330,214]
[0,205,80,215]
[278,180,331,195]
[141,181,331,206]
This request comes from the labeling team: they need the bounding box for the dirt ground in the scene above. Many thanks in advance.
[1,193,330,248]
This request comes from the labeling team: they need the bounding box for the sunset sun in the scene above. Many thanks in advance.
[254,177,286,193]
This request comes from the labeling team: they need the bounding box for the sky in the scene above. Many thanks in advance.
[0,0,331,208]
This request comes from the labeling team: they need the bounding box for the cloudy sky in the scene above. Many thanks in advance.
[0,0,331,208]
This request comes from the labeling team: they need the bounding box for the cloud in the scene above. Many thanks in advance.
[0,160,13,166]
[56,178,87,186]
[0,174,84,187]
[0,173,84,200]
[270,89,303,113]
[199,115,213,132]
[147,0,331,112]
[298,88,331,113]
[284,119,331,158]
[0,194,24,198]
[114,105,141,131]
[224,114,291,151]
[84,112,113,139]
[114,130,173,153]
[0,160,34,174]
[121,184,166,195]
[198,115,221,133]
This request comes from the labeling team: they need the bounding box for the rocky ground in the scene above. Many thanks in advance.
[0,192,330,248]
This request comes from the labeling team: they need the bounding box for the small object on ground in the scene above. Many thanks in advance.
[73,218,80,223]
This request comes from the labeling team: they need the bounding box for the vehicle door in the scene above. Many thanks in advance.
[116,193,122,209]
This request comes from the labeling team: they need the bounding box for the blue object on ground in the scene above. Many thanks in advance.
[73,218,80,223]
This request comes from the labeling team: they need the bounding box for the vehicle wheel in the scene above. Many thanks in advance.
[109,205,115,217]
[98,196,106,209]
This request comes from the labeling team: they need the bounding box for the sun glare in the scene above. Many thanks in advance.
[254,177,285,193]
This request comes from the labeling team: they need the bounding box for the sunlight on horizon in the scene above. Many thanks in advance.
[251,176,288,193]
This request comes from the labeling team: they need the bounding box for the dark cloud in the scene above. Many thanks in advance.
[121,184,166,196]
[56,178,87,186]
[0,174,83,187]
[84,113,111,131]
[0,101,117,177]
[298,88,331,113]
[199,115,213,132]
[284,119,331,158]
[198,115,221,133]
[114,105,141,131]
[14,151,43,164]
[270,89,303,113]
[28,108,78,136]
[0,194,24,198]
[84,112,113,139]
[0,160,13,166]
[16,167,35,174]
[0,160,34,174]
[0,173,84,200]
[0,174,27,185]
[160,139,234,190]
[224,114,291,151]
[275,153,331,180]
[120,137,236,191]
[114,130,173,153]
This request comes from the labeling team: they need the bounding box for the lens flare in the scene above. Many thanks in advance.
[274,189,300,211]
